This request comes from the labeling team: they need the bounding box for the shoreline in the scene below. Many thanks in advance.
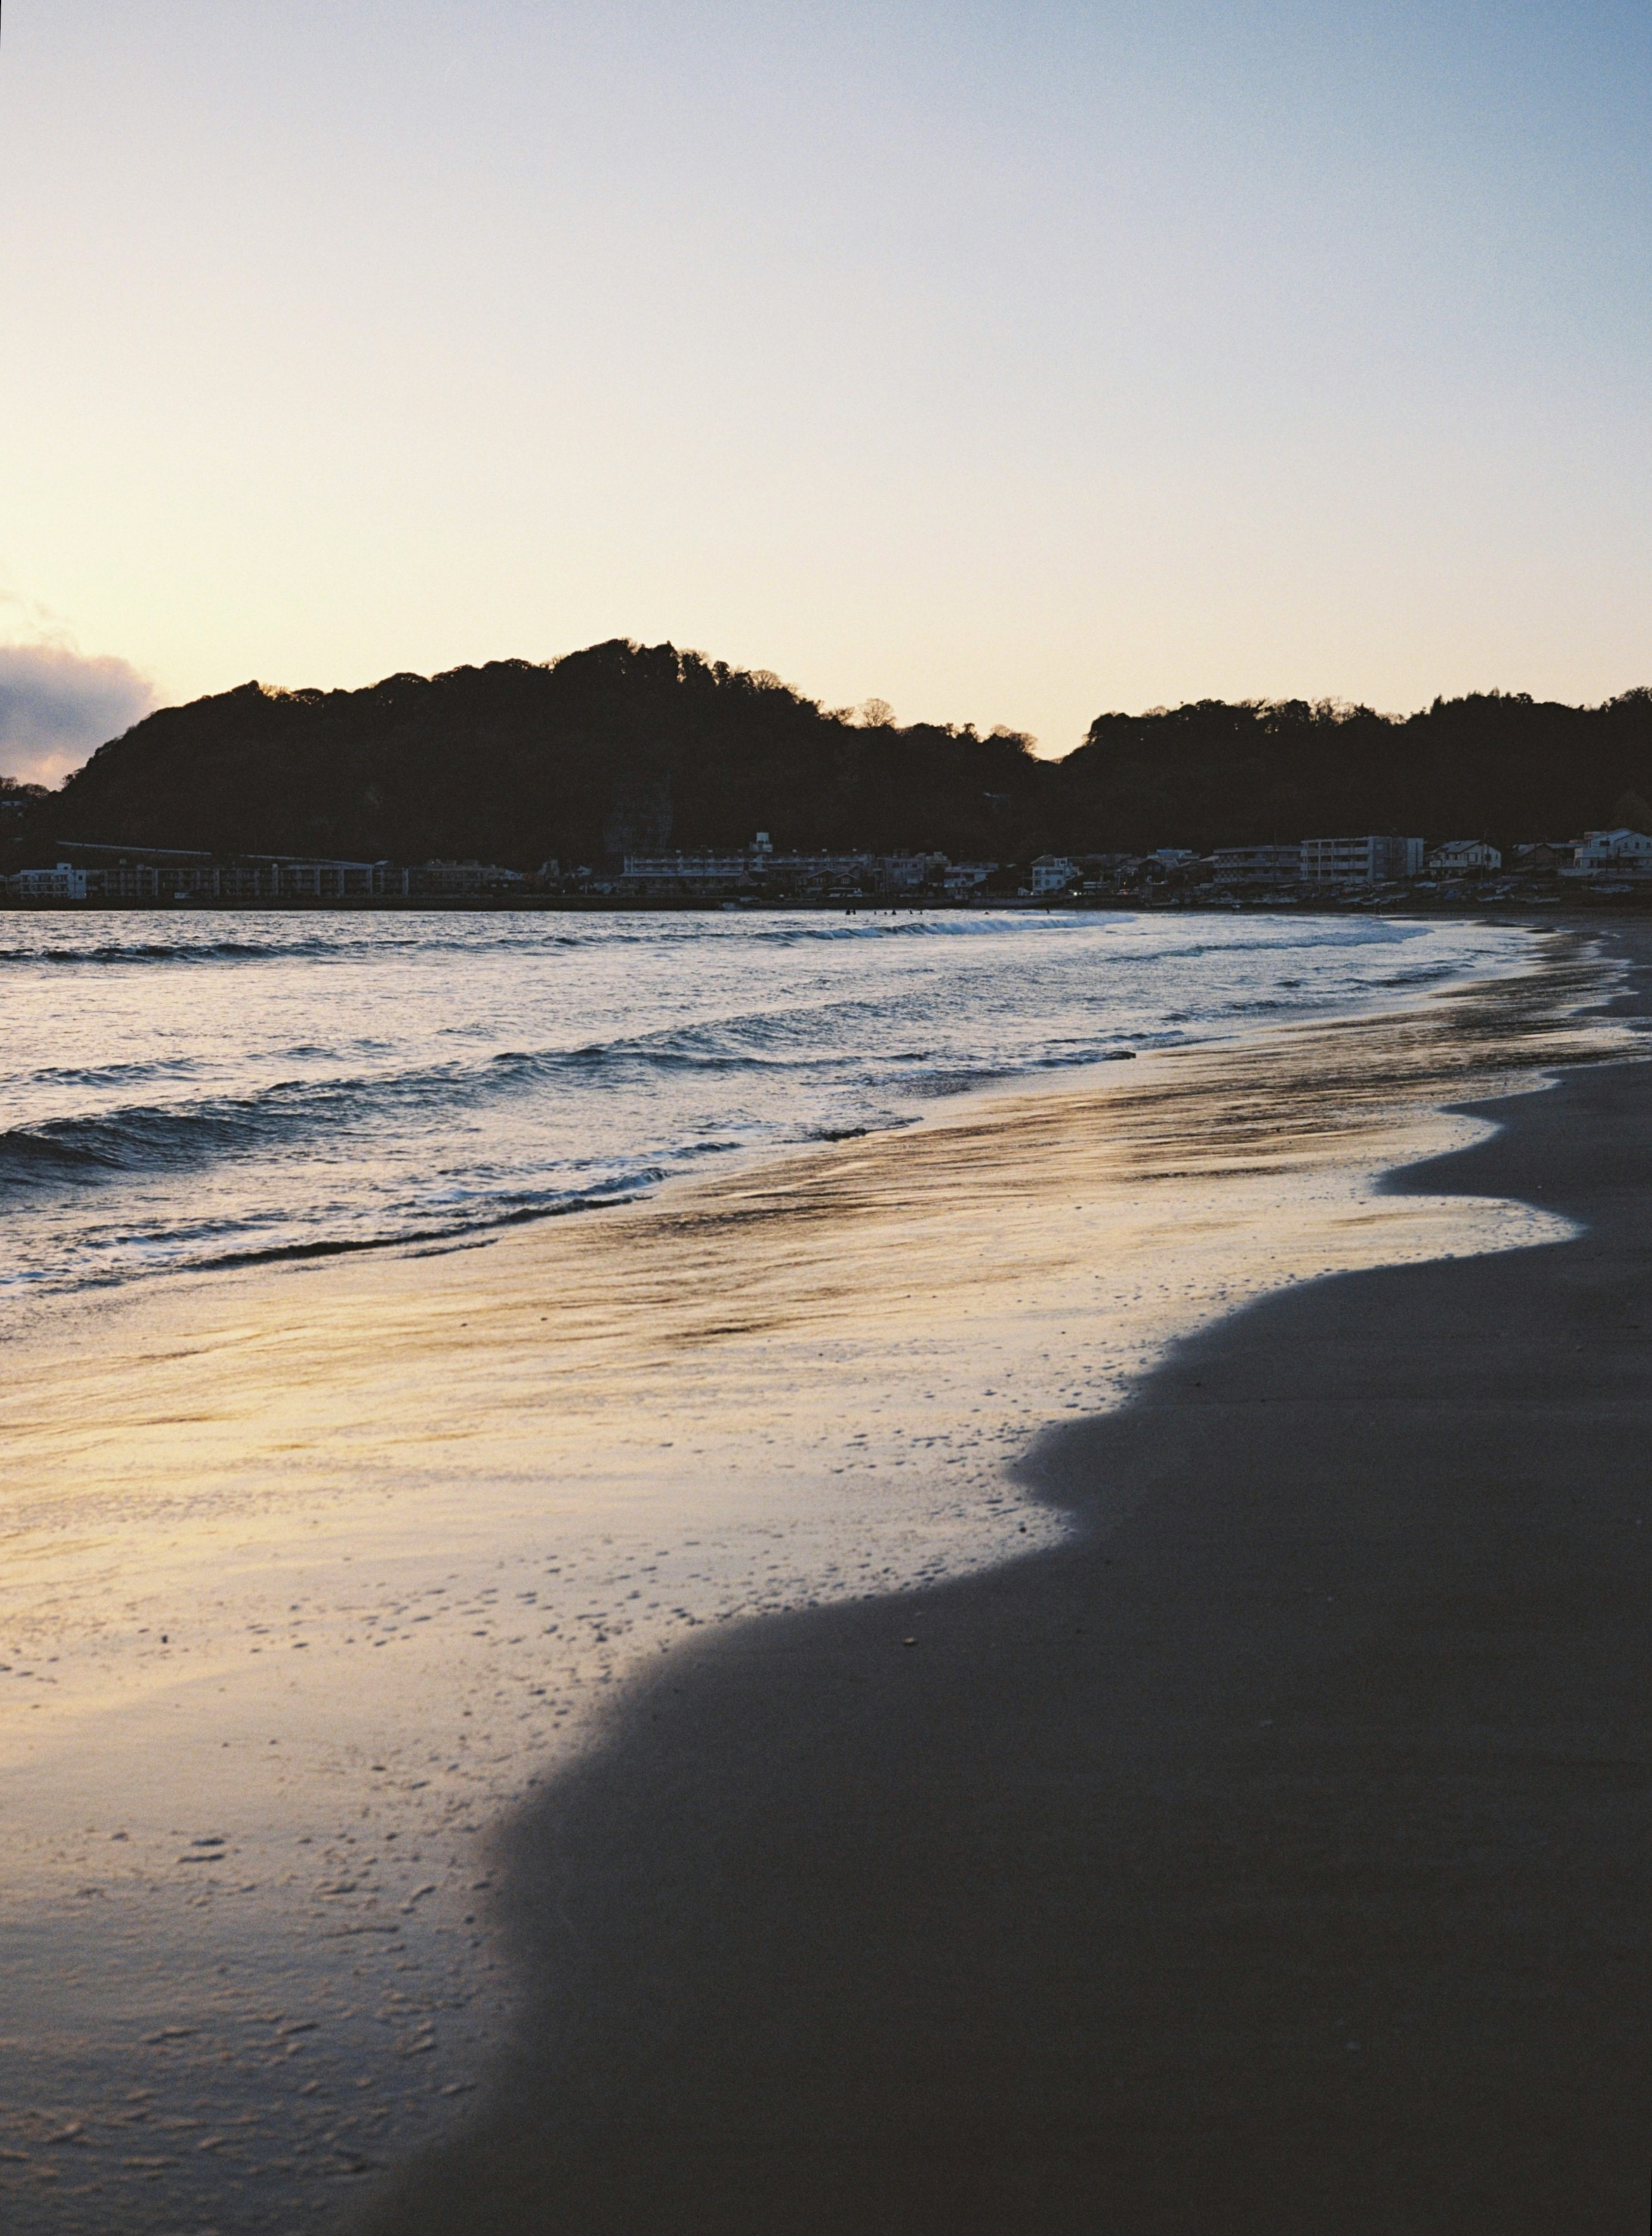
[0,911,1592,1314]
[7,894,1652,917]
[0,925,1632,2231]
[352,933,1652,2235]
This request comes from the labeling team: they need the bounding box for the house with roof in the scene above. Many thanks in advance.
[1571,829,1652,875]
[1426,840,1501,873]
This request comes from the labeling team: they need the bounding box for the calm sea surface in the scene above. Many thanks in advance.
[0,908,1536,1297]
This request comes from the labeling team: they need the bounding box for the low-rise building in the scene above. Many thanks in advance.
[11,862,89,900]
[872,852,949,893]
[1571,828,1652,875]
[6,847,527,904]
[1076,854,1144,890]
[1029,855,1077,894]
[943,861,998,893]
[618,837,945,897]
[1207,844,1302,885]
[272,858,382,898]
[620,849,757,893]
[1426,840,1501,873]
[400,860,523,897]
[1300,835,1424,884]
[768,852,875,894]
[45,843,401,901]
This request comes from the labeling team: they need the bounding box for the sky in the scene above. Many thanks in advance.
[2,1,1650,781]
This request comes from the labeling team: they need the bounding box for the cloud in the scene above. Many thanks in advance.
[0,641,158,786]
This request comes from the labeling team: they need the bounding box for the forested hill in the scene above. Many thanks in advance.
[44,643,1048,869]
[1061,689,1652,853]
[25,639,1652,870]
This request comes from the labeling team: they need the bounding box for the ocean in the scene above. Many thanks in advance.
[0,907,1538,1298]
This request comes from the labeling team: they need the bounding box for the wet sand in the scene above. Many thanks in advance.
[354,954,1652,2236]
[0,929,1634,2230]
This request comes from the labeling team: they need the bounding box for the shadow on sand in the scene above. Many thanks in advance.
[355,1065,1652,2235]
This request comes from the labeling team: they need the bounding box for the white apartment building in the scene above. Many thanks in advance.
[1572,828,1652,874]
[11,862,89,899]
[1029,856,1077,894]
[1299,835,1425,884]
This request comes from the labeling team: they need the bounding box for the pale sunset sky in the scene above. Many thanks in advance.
[1,1,1649,779]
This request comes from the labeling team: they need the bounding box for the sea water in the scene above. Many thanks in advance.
[0,908,1538,1297]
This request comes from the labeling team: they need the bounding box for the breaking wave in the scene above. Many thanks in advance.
[0,906,1544,1293]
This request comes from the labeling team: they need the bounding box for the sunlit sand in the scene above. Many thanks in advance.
[0,929,1625,2228]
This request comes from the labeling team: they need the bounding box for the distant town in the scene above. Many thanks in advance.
[9,653,1652,908]
[6,827,1652,909]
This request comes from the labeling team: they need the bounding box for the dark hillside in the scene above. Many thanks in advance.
[1056,690,1652,854]
[27,646,1652,868]
[1,776,50,874]
[50,643,1048,869]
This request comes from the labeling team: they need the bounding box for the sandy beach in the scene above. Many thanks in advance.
[1,922,1641,2232]
[344,934,1652,2236]
[11,1,1649,2222]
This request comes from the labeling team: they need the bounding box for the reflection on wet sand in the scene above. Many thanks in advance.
[0,930,1624,2233]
